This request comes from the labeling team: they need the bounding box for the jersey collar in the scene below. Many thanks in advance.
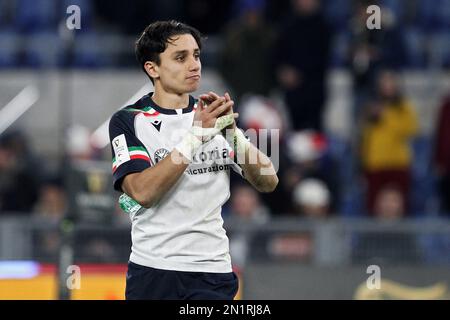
[143,93,195,115]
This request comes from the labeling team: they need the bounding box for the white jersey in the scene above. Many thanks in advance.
[109,93,242,273]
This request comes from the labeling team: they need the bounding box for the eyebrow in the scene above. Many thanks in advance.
[172,49,200,56]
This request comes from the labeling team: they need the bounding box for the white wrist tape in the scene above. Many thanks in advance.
[174,130,202,162]
[215,114,235,131]
[174,114,236,162]
[233,128,251,160]
[192,114,235,140]
[191,126,219,140]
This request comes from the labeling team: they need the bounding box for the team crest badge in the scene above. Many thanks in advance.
[154,148,170,163]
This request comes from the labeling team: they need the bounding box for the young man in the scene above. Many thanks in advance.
[109,20,278,300]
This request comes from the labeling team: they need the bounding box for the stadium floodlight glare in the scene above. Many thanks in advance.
[0,85,39,136]
[90,83,152,149]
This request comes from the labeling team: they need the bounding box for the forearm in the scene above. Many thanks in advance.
[122,149,189,208]
[123,126,208,208]
[233,129,278,193]
[241,144,278,192]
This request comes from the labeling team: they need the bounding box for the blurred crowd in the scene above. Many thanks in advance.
[0,0,450,264]
[0,0,449,68]
[0,0,449,218]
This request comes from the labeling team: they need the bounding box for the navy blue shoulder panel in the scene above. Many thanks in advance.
[108,102,152,192]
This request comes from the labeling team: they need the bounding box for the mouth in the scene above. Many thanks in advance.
[186,75,201,81]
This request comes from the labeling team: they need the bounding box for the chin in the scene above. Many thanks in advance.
[185,83,200,93]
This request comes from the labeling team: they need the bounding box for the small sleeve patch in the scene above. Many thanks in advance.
[112,134,130,167]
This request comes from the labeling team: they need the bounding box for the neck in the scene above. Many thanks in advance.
[152,84,190,109]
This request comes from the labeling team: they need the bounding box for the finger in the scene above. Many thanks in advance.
[201,92,219,105]
[233,112,239,119]
[224,92,231,102]
[206,96,226,113]
[198,94,212,102]
[197,98,204,110]
[211,100,234,117]
[198,92,219,104]
[208,91,221,100]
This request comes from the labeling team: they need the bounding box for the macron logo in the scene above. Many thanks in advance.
[151,120,162,132]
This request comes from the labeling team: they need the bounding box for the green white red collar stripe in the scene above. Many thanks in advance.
[126,106,160,117]
[112,146,150,172]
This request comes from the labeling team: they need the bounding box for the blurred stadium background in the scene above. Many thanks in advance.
[0,0,450,299]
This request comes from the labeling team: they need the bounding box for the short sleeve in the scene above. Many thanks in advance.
[109,111,152,192]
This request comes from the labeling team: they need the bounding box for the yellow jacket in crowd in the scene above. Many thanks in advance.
[361,99,419,171]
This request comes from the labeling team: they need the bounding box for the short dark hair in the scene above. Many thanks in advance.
[135,20,203,83]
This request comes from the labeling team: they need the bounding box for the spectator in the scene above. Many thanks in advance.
[348,0,408,121]
[352,184,422,265]
[292,178,331,219]
[32,176,67,262]
[33,177,67,222]
[372,184,405,220]
[227,183,270,268]
[0,130,41,214]
[219,0,275,103]
[272,0,331,131]
[66,124,94,161]
[359,70,419,215]
[283,130,340,214]
[238,94,287,134]
[229,183,270,224]
[432,93,450,215]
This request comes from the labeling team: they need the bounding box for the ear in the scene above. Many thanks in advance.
[144,61,159,80]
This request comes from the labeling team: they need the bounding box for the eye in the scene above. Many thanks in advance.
[176,56,185,62]
[194,52,200,60]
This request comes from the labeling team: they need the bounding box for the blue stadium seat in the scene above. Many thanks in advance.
[0,30,20,67]
[322,0,350,32]
[410,136,438,216]
[417,0,450,32]
[434,0,450,31]
[15,0,58,33]
[403,27,426,68]
[417,0,436,31]
[23,32,63,68]
[429,31,450,68]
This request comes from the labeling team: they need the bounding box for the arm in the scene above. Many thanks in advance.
[235,132,279,193]
[121,150,189,208]
[120,97,236,208]
[200,92,279,193]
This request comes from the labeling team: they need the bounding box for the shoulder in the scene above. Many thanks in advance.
[109,93,153,129]
[109,108,138,138]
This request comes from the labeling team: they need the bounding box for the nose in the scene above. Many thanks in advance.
[188,56,201,72]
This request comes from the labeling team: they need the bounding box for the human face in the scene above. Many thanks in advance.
[378,71,398,99]
[154,34,201,94]
[375,188,404,220]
